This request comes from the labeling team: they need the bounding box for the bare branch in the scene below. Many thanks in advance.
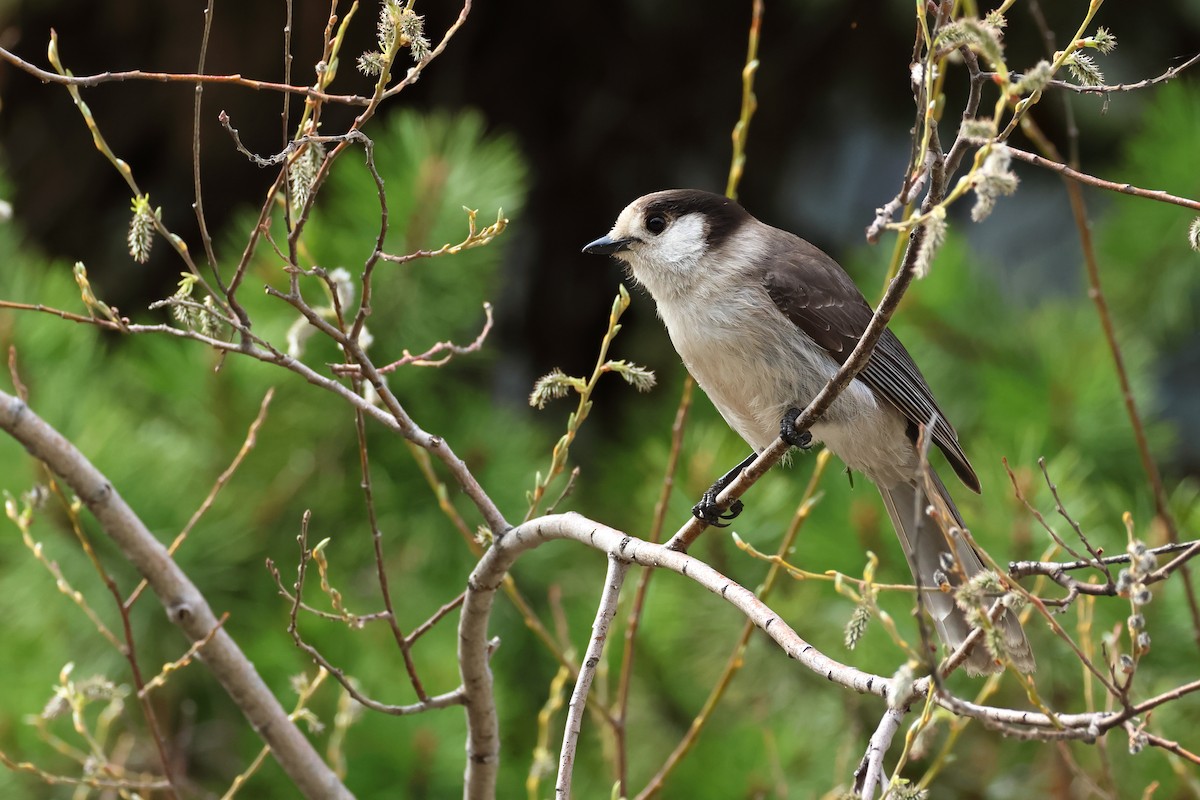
[1008,147,1200,212]
[460,512,903,799]
[0,45,373,105]
[853,706,906,800]
[1004,51,1200,95]
[1009,540,1199,581]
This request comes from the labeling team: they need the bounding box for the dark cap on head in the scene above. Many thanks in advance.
[638,189,750,250]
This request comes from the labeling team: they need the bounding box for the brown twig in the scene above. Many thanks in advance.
[127,388,275,608]
[1002,457,1099,572]
[139,613,229,698]
[1037,457,1106,574]
[0,752,170,793]
[408,591,467,644]
[0,300,127,327]
[266,558,393,625]
[331,303,494,375]
[1008,147,1200,212]
[1141,732,1200,766]
[191,0,223,289]
[352,398,429,700]
[284,511,461,717]
[0,45,373,105]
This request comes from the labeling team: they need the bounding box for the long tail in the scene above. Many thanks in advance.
[878,470,1035,677]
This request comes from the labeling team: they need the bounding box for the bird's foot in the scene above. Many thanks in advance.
[692,492,744,528]
[780,407,813,449]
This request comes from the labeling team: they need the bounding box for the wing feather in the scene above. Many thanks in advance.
[760,232,980,493]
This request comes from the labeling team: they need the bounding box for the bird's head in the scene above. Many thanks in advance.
[582,189,751,298]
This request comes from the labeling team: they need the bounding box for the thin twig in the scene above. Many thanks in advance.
[409,591,467,644]
[0,752,170,792]
[191,0,223,289]
[353,397,428,700]
[0,46,373,105]
[555,555,630,799]
[1141,732,1200,766]
[1002,457,1097,570]
[1008,147,1200,212]
[266,558,393,624]
[139,613,229,697]
[332,302,494,375]
[0,300,110,326]
[1038,457,1106,575]
[127,388,275,607]
[1008,541,1198,580]
[284,512,460,717]
[1000,51,1200,95]
[1053,138,1200,649]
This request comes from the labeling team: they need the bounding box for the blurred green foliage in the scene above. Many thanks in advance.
[1,83,1199,800]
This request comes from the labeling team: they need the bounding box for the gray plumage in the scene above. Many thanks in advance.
[584,189,1034,676]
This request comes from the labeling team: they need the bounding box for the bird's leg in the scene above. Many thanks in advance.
[779,407,813,449]
[692,452,756,527]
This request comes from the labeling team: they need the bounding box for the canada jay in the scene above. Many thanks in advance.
[583,189,1034,676]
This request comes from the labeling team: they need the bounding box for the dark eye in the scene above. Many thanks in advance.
[645,214,667,235]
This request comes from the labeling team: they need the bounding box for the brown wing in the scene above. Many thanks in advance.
[760,232,980,493]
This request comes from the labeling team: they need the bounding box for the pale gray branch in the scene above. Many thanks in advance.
[853,706,905,800]
[458,512,900,799]
[555,554,630,799]
[0,389,353,800]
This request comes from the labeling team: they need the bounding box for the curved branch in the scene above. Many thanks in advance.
[457,512,1200,796]
[0,389,353,800]
[458,513,897,798]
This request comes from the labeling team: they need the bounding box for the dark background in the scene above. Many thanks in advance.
[3,1,1198,462]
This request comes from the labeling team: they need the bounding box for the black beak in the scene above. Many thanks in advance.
[582,234,634,255]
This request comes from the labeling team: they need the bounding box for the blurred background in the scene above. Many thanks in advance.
[0,0,1199,797]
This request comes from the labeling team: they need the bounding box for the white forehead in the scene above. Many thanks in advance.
[611,197,647,236]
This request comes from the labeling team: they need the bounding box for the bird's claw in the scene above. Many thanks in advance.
[692,493,744,528]
[780,407,813,449]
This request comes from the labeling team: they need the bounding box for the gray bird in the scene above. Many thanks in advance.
[583,188,1034,676]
